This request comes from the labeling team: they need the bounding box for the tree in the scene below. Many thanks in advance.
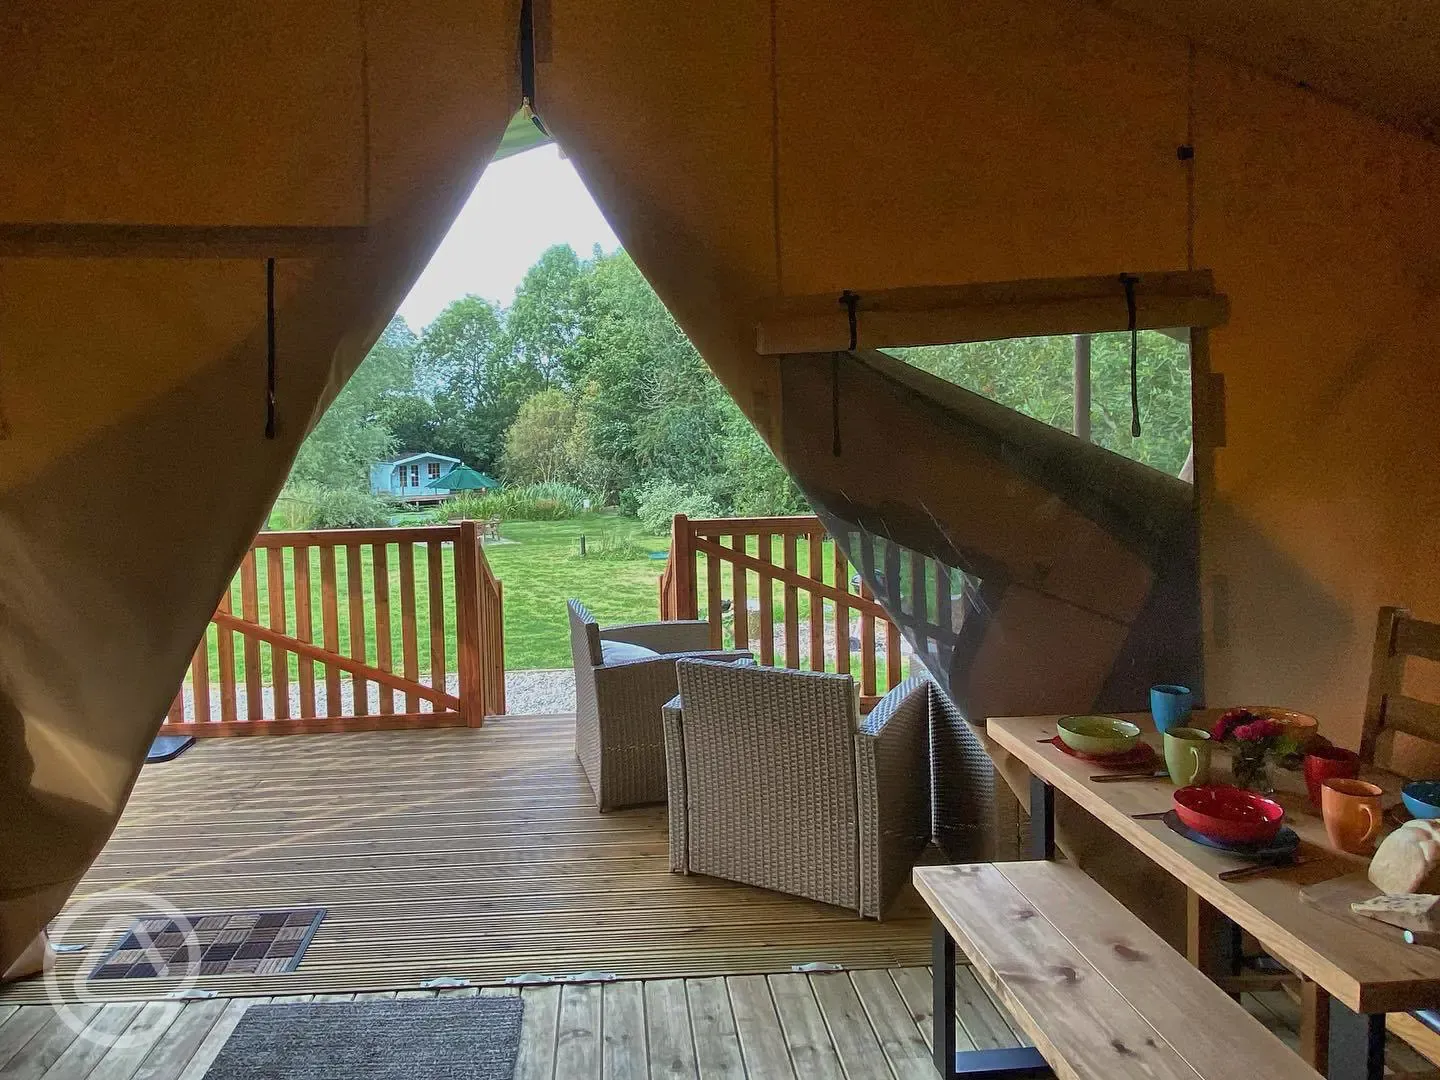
[506,244,589,389]
[889,330,1192,476]
[501,387,579,484]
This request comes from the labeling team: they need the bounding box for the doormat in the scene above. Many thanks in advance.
[89,908,326,979]
[201,997,524,1080]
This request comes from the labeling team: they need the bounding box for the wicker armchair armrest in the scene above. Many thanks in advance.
[855,676,933,918]
[662,694,688,873]
[600,620,711,654]
[596,648,751,672]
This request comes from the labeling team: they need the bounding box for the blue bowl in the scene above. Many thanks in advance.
[1402,781,1440,820]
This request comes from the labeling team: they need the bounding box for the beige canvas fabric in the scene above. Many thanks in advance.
[4,0,1440,971]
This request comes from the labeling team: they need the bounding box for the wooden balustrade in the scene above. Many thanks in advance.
[161,522,505,736]
[659,514,907,702]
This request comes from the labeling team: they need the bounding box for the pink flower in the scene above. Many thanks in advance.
[1232,718,1283,742]
[1212,709,1255,741]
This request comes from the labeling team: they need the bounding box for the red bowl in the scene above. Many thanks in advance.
[1173,785,1284,844]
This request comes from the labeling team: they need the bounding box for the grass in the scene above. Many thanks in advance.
[198,511,923,690]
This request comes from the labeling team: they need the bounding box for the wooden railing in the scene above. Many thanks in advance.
[160,521,505,736]
[659,514,906,701]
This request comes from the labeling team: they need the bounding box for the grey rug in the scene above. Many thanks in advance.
[202,998,523,1080]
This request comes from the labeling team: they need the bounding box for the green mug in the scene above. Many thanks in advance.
[1164,727,1213,786]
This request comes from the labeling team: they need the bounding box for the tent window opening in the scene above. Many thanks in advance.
[428,462,442,480]
[883,329,1193,480]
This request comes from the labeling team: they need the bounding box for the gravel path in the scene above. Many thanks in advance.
[179,667,576,721]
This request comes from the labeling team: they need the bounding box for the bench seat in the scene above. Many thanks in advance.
[915,861,1321,1079]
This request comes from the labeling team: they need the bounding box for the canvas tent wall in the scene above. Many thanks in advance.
[2,0,1439,969]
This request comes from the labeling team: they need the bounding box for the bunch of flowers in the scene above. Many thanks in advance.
[1212,709,1296,792]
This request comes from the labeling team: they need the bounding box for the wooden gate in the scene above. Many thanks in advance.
[659,514,905,704]
[160,521,505,736]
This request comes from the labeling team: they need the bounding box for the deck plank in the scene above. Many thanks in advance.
[554,984,602,1078]
[173,998,270,1080]
[84,1002,183,1080]
[514,986,561,1080]
[38,1003,144,1080]
[645,978,698,1079]
[725,976,795,1080]
[808,973,895,1079]
[4,1006,99,1079]
[602,979,648,1078]
[766,975,844,1080]
[127,1001,227,1080]
[687,977,744,1079]
[849,969,932,1078]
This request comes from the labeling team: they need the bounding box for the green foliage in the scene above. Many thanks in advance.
[635,478,722,536]
[307,489,399,529]
[570,528,650,562]
[422,493,496,524]
[888,330,1192,476]
[488,482,591,520]
[501,387,580,484]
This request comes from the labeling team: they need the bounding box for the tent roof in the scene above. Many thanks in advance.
[1110,0,1440,141]
[429,465,499,491]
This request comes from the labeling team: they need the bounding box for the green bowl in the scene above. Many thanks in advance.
[1057,715,1142,757]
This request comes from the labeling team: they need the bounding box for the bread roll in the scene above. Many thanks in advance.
[1370,819,1440,895]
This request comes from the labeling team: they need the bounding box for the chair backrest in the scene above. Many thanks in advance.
[1360,606,1440,768]
[567,599,603,668]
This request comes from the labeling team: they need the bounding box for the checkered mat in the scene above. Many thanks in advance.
[89,908,326,979]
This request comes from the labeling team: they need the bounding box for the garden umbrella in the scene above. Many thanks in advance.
[429,465,499,491]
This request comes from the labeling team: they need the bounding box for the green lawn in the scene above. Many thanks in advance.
[196,512,920,689]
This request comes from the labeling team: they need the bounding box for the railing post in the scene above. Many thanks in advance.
[455,520,485,726]
[670,514,699,620]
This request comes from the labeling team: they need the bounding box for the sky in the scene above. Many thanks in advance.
[397,144,622,331]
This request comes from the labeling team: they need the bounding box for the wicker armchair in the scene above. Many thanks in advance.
[663,659,933,919]
[569,600,750,811]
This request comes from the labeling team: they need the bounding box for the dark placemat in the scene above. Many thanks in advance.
[202,998,524,1080]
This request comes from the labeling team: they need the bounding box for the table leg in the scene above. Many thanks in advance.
[1300,980,1330,1074]
[934,917,957,1079]
[1029,775,1054,860]
[1327,999,1385,1080]
[1185,889,1241,994]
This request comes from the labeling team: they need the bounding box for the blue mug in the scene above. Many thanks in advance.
[1150,684,1194,734]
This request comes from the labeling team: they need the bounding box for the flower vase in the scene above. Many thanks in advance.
[1231,745,1274,794]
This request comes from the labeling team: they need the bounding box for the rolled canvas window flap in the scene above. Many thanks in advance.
[755,270,1228,355]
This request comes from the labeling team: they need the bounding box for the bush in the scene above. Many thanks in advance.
[487,482,591,520]
[635,478,721,536]
[308,489,398,529]
[570,528,650,562]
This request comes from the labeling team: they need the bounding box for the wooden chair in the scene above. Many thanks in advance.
[1360,606,1440,768]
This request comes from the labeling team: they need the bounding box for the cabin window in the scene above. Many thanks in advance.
[428,462,442,480]
[883,329,1192,479]
[410,464,421,486]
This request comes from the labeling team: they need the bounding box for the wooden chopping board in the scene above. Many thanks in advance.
[1299,873,1434,949]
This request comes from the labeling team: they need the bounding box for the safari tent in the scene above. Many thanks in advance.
[3,1,1439,1074]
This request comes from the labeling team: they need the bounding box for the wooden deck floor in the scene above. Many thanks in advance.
[1,716,931,1004]
[1,972,1347,1080]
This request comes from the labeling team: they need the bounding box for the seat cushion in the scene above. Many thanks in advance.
[601,640,660,664]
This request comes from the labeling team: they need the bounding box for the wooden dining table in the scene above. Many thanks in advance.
[989,711,1440,1080]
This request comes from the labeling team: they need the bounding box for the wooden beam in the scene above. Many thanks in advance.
[756,270,1228,354]
[0,223,368,258]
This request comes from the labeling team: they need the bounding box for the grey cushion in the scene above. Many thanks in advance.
[601,640,660,665]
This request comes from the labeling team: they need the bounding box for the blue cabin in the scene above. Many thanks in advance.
[369,452,463,500]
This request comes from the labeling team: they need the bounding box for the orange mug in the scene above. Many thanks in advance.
[1321,778,1384,854]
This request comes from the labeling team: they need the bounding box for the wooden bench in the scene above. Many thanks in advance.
[915,862,1322,1079]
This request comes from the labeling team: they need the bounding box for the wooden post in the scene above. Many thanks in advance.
[670,514,698,620]
[455,521,484,726]
[1073,333,1092,442]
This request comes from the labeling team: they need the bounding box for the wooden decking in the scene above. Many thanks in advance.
[0,973,1357,1080]
[2,716,931,1004]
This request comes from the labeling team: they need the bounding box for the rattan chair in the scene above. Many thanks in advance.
[569,599,750,811]
[663,659,933,918]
